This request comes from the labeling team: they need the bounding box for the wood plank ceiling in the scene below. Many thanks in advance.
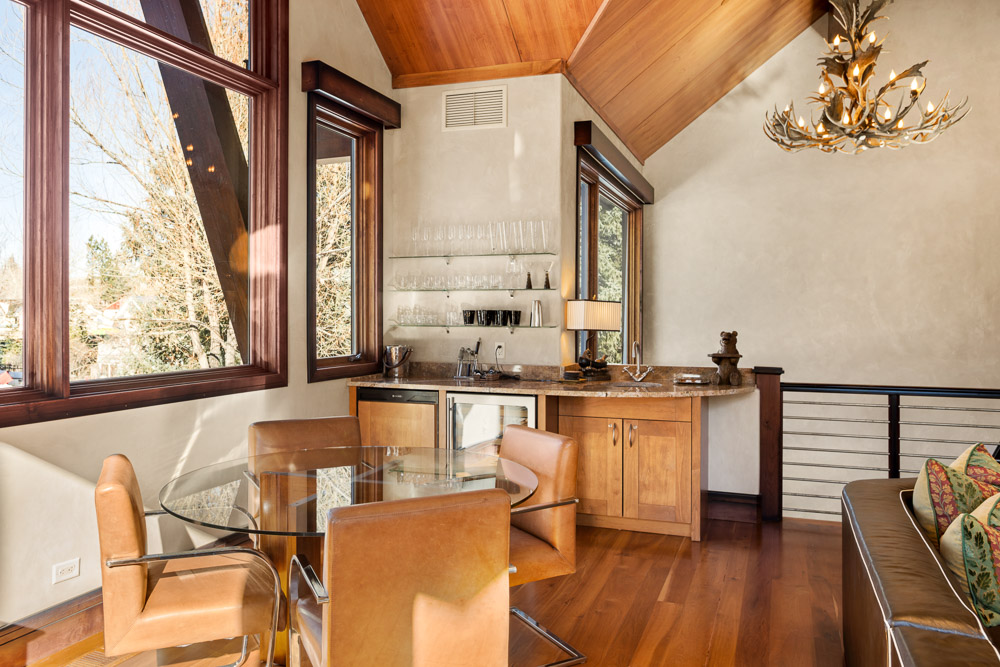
[355,0,827,162]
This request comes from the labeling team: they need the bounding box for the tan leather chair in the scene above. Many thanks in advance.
[499,424,584,666]
[95,454,284,667]
[288,489,511,667]
[248,416,362,457]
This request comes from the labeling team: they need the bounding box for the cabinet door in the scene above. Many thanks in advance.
[623,419,691,523]
[358,401,437,448]
[559,415,622,517]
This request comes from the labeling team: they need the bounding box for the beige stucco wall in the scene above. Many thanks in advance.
[0,0,392,622]
[383,75,566,366]
[642,0,999,495]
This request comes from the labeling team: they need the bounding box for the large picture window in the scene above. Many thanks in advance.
[0,0,287,426]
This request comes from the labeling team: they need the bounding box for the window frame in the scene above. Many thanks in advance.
[576,150,643,364]
[1,0,288,427]
[306,93,383,382]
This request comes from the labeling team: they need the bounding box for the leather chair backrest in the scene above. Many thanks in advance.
[322,489,511,667]
[499,425,578,567]
[248,416,362,458]
[95,454,148,650]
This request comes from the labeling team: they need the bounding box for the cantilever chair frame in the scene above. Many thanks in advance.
[107,509,283,667]
[507,497,586,667]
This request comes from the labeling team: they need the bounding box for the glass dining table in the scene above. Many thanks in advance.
[158,446,537,664]
[159,446,538,536]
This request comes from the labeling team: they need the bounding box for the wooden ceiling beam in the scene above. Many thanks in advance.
[393,59,564,90]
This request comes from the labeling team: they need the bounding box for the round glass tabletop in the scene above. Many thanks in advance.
[159,446,538,537]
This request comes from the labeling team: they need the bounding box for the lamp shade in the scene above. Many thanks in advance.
[565,300,622,331]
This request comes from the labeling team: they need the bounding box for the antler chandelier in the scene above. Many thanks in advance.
[764,0,968,153]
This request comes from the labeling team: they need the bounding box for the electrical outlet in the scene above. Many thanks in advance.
[52,558,80,584]
[494,343,505,360]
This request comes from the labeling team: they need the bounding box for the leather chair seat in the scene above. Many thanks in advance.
[509,526,574,587]
[110,554,286,655]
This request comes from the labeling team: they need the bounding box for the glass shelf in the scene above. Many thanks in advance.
[388,323,557,333]
[389,251,557,264]
[389,287,558,296]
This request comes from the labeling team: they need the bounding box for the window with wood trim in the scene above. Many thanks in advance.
[307,93,382,382]
[0,0,287,426]
[577,151,643,365]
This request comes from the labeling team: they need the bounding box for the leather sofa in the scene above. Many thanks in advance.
[842,478,1000,665]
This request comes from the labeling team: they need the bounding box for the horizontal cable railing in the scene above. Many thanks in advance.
[779,383,1000,521]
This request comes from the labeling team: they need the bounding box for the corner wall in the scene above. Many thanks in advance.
[642,0,1000,494]
[0,0,393,623]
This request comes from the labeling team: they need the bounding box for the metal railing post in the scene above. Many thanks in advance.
[888,395,901,478]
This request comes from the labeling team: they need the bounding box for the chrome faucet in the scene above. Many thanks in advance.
[623,341,654,382]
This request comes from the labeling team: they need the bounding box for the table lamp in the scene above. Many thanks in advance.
[565,299,622,378]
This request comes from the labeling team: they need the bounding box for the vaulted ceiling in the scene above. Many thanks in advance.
[356,0,827,162]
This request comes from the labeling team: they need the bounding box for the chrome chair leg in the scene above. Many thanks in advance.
[218,635,250,667]
[510,606,586,667]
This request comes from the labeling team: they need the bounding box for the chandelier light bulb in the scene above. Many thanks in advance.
[927,101,935,113]
[842,110,850,124]
[889,69,897,81]
[833,35,841,47]
[869,32,876,44]
[797,116,805,128]
[853,64,860,77]
[819,82,826,94]
[897,119,905,129]
[784,104,790,114]
[911,79,919,91]
[817,122,826,133]
[883,108,891,120]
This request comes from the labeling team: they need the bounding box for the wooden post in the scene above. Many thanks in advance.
[754,367,784,522]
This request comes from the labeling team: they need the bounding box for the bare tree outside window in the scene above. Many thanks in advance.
[0,1,24,383]
[66,0,251,380]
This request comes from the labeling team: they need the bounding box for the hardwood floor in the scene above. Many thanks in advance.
[508,519,843,667]
[52,518,843,667]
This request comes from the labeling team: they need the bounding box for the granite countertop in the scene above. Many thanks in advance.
[348,364,756,399]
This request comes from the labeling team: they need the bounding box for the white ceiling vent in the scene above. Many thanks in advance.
[442,85,507,131]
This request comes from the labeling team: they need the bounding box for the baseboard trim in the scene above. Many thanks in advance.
[707,491,761,523]
[0,532,251,667]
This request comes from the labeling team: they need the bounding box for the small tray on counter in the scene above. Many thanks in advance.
[673,373,710,385]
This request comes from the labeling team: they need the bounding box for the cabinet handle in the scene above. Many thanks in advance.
[628,423,636,448]
[609,422,617,447]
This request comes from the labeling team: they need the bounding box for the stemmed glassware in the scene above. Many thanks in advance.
[396,220,556,257]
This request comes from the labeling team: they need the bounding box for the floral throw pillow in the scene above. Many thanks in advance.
[913,458,999,548]
[939,511,1000,629]
[951,443,1000,487]
[941,495,1000,599]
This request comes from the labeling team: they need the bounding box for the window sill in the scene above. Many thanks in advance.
[309,360,381,384]
[0,366,287,428]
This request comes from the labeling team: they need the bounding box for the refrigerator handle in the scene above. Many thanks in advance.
[445,396,455,450]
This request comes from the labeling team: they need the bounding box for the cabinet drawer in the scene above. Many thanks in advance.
[559,396,691,422]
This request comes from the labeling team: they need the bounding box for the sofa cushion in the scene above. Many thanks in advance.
[952,444,1000,487]
[914,458,998,548]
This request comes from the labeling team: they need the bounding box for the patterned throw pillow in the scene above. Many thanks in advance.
[941,494,1000,599]
[939,510,1000,630]
[913,458,999,548]
[952,443,1000,487]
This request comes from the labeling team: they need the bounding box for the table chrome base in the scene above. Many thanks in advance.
[510,607,586,666]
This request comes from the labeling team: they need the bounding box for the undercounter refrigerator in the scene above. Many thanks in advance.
[446,392,537,452]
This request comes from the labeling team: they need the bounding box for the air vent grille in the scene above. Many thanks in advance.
[443,86,507,131]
